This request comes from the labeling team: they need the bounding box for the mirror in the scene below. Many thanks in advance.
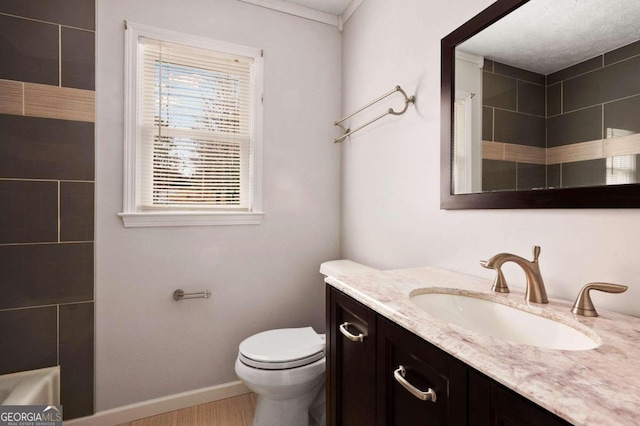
[441,0,640,208]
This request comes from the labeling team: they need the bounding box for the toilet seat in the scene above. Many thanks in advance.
[239,327,325,370]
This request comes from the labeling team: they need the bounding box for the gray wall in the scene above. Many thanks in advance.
[341,0,640,318]
[96,0,341,410]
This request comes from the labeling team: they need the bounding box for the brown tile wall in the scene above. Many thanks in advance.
[547,39,640,187]
[482,60,546,191]
[482,39,640,190]
[0,1,95,420]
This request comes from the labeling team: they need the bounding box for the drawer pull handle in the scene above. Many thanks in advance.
[339,322,365,342]
[393,365,437,402]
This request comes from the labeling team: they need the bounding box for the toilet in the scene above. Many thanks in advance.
[235,260,378,426]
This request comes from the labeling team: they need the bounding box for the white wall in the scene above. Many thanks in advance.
[340,0,640,317]
[96,0,341,410]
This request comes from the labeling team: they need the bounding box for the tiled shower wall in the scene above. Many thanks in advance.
[546,39,640,187]
[481,39,640,191]
[481,60,546,191]
[0,1,95,420]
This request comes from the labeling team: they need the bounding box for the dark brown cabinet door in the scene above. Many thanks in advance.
[377,317,467,426]
[327,286,377,426]
[468,369,571,426]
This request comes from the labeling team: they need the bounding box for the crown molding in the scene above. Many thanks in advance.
[340,0,363,29]
[238,0,338,26]
[238,0,363,30]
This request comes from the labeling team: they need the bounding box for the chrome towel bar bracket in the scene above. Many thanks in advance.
[334,85,415,143]
[173,289,211,301]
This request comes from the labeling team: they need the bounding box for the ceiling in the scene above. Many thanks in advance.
[282,0,352,16]
[457,0,640,75]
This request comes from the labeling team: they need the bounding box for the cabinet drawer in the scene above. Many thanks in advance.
[377,317,467,425]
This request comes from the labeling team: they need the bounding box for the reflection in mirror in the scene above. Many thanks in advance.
[452,0,640,195]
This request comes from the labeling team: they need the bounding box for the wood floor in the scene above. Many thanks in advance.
[118,393,257,426]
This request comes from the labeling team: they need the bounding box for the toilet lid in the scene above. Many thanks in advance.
[239,327,325,369]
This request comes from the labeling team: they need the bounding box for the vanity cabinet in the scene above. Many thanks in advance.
[327,286,377,426]
[467,370,571,426]
[327,286,571,426]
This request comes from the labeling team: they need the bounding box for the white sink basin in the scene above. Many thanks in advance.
[410,290,599,351]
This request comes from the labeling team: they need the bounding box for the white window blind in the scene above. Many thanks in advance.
[453,94,473,194]
[607,155,636,185]
[453,98,466,194]
[138,37,253,209]
[606,128,636,185]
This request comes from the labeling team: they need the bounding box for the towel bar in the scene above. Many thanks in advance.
[334,85,415,143]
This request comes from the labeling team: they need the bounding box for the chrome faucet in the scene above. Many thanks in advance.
[480,246,548,304]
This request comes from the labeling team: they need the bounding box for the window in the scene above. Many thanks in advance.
[606,128,637,186]
[453,91,473,194]
[120,23,263,227]
[607,155,637,185]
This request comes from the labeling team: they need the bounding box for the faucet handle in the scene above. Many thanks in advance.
[479,260,510,293]
[532,245,541,262]
[571,282,628,317]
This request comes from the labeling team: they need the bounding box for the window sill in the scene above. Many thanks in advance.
[118,211,265,228]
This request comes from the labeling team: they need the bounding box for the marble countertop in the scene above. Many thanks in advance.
[325,266,640,426]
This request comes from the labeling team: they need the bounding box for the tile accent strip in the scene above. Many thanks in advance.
[484,133,640,165]
[504,143,546,165]
[24,83,95,122]
[0,79,23,114]
[482,140,505,161]
[482,141,546,164]
[547,140,603,165]
[0,78,95,122]
[603,132,640,158]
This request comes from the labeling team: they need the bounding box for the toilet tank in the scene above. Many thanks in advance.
[319,260,378,278]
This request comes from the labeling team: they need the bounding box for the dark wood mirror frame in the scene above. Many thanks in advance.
[440,0,640,209]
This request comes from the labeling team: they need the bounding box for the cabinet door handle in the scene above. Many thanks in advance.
[393,365,437,402]
[339,322,365,342]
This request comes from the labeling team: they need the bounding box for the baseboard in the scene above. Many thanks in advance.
[64,380,251,425]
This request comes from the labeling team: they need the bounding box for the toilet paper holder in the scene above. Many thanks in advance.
[173,289,212,301]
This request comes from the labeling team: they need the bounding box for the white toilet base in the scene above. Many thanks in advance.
[252,378,324,426]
